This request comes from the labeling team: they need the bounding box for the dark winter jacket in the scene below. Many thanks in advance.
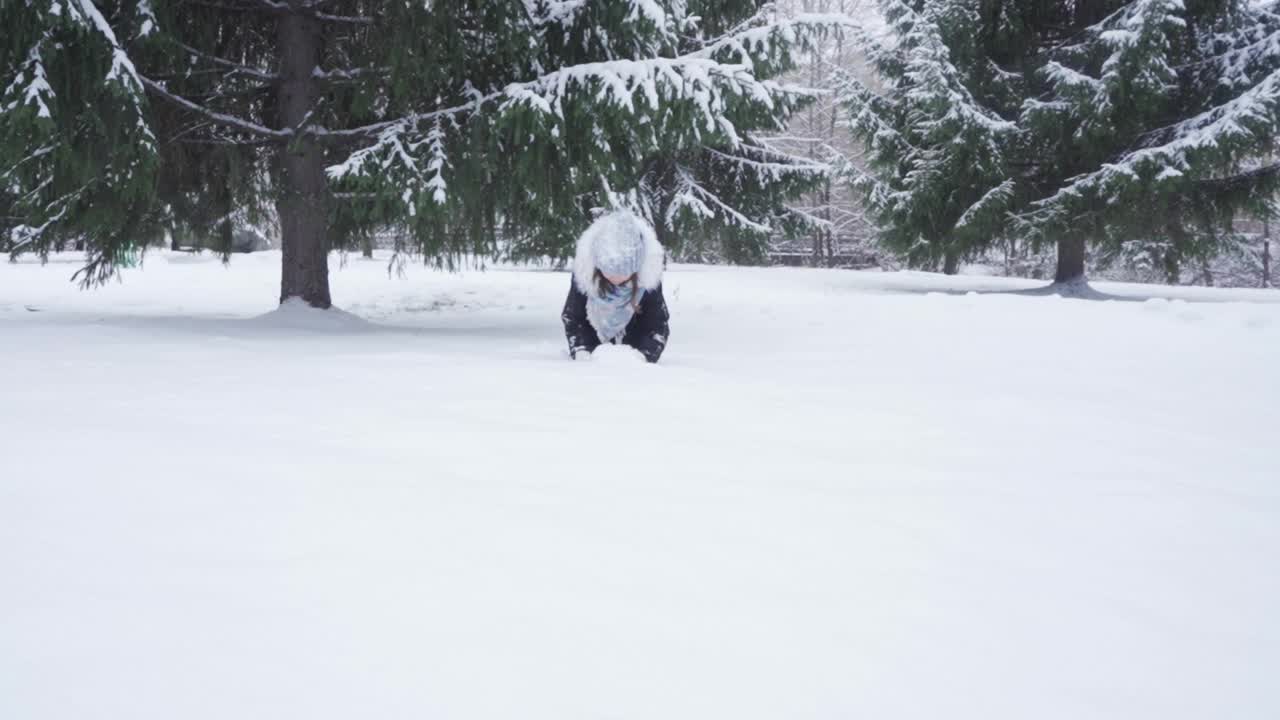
[562,280,670,362]
[561,214,670,363]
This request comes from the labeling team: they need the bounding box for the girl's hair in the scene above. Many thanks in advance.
[594,269,641,310]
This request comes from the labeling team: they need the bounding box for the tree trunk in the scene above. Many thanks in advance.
[275,10,331,308]
[821,180,834,267]
[1263,220,1272,289]
[1163,253,1181,285]
[1055,236,1086,284]
[361,235,373,259]
[942,250,959,275]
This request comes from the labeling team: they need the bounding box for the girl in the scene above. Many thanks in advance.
[561,211,670,363]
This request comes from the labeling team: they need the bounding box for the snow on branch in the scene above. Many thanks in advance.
[528,0,682,53]
[141,76,291,140]
[3,43,55,118]
[836,70,921,160]
[1043,61,1103,94]
[314,11,373,24]
[871,0,1014,136]
[527,0,590,28]
[9,0,156,147]
[137,0,158,37]
[1184,10,1280,88]
[955,179,1016,231]
[783,205,834,229]
[1018,68,1280,230]
[2,0,162,255]
[7,181,85,251]
[0,144,58,183]
[499,56,766,123]
[177,41,279,83]
[625,0,668,28]
[1038,0,1184,124]
[691,12,862,67]
[71,0,146,95]
[849,166,890,212]
[423,118,448,205]
[669,165,771,233]
[328,54,790,182]
[664,165,713,225]
[312,66,390,82]
[703,145,829,179]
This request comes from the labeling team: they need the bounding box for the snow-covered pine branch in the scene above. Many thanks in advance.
[1182,3,1280,89]
[328,53,809,210]
[691,12,863,71]
[1,0,158,275]
[668,164,771,233]
[1016,68,1280,233]
[703,145,829,178]
[1039,0,1185,137]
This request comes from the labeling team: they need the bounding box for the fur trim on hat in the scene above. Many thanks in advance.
[572,211,666,293]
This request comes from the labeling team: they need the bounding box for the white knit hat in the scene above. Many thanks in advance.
[572,210,665,293]
[589,211,649,277]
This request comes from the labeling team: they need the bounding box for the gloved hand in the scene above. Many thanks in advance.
[570,347,592,360]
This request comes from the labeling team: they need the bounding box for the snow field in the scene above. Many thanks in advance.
[1,251,1278,719]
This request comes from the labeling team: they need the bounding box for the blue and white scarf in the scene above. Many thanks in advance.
[587,283,646,343]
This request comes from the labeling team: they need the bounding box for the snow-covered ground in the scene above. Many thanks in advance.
[2,251,1278,719]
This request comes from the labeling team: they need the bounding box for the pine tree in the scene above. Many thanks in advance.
[3,1,850,306]
[841,0,1280,284]
[1013,0,1280,284]
[837,0,1016,273]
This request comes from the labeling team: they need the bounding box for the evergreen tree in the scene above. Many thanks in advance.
[837,0,1015,273]
[2,1,848,306]
[841,0,1280,284]
[1014,0,1280,283]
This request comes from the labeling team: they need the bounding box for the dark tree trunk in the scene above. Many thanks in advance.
[1055,236,1086,284]
[361,235,373,259]
[942,250,959,275]
[821,180,834,267]
[1263,220,1271,289]
[275,10,331,308]
[1164,254,1181,285]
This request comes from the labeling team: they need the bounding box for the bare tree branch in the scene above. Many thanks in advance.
[176,41,279,83]
[183,0,285,15]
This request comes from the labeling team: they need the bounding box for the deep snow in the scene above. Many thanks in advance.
[1,251,1278,719]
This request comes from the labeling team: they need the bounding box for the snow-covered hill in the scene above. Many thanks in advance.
[2,252,1278,719]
